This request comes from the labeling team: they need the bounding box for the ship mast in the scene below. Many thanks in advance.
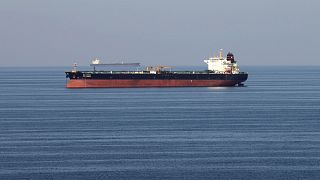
[219,49,223,60]
[72,63,78,72]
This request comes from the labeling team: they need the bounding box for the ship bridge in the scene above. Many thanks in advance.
[204,49,240,74]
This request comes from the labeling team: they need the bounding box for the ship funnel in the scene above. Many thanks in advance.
[227,52,235,63]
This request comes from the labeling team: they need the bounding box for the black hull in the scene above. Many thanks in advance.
[66,71,248,81]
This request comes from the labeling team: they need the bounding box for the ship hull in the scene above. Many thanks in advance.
[65,71,248,88]
[66,79,245,88]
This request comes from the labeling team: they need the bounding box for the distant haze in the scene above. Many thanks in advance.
[0,0,319,67]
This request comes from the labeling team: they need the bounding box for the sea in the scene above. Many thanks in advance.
[0,66,319,180]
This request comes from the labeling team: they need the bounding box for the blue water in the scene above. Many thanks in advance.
[0,66,320,180]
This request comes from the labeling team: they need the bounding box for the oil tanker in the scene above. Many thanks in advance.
[65,49,248,88]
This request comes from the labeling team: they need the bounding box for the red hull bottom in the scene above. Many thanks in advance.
[66,79,242,88]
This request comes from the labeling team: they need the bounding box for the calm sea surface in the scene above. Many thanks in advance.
[0,66,320,180]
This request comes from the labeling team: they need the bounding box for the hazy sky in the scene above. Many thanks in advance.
[0,0,319,67]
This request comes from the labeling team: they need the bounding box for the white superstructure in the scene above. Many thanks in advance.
[91,58,102,65]
[204,49,240,74]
